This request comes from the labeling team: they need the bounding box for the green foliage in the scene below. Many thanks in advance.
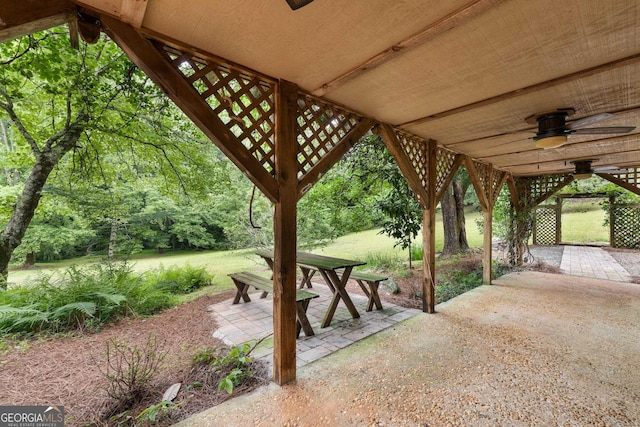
[363,251,403,270]
[435,254,484,303]
[192,342,256,395]
[0,262,220,335]
[137,400,183,426]
[214,343,253,394]
[146,265,213,294]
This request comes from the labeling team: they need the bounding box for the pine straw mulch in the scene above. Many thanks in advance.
[0,290,269,427]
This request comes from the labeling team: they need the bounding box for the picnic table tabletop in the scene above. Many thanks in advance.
[256,248,365,270]
[255,248,366,327]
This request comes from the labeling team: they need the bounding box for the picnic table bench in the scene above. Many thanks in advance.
[255,249,367,328]
[347,271,387,312]
[299,267,387,312]
[228,271,319,338]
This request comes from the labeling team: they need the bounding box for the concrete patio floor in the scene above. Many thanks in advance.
[209,282,420,371]
[179,270,640,426]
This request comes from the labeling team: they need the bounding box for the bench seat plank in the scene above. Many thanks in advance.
[345,271,387,312]
[228,271,319,337]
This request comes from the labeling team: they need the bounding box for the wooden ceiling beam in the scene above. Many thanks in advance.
[119,0,148,28]
[400,52,640,127]
[0,0,74,42]
[311,0,504,97]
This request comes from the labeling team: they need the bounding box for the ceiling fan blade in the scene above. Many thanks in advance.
[566,113,616,130]
[595,167,633,174]
[286,0,314,10]
[572,126,636,135]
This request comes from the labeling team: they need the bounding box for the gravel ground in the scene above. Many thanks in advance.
[177,271,640,426]
[605,248,640,277]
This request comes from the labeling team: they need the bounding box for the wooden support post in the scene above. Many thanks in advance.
[423,208,436,313]
[482,208,492,285]
[423,140,438,313]
[555,197,562,244]
[272,80,299,385]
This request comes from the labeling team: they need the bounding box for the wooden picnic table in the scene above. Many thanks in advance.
[256,249,365,328]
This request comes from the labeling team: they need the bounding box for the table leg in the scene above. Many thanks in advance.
[295,300,314,337]
[357,280,383,311]
[319,267,360,328]
[232,281,251,304]
[299,267,316,289]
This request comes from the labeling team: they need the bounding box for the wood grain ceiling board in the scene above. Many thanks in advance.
[137,0,471,91]
[326,0,640,125]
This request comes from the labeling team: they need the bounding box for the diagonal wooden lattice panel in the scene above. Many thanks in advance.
[393,129,428,189]
[471,160,492,205]
[610,167,640,186]
[611,203,640,248]
[158,45,277,174]
[534,206,559,245]
[491,170,507,206]
[516,174,572,208]
[435,147,459,196]
[296,94,361,178]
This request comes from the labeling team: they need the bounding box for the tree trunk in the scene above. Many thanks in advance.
[454,180,469,251]
[108,217,119,259]
[442,179,470,257]
[441,184,459,256]
[0,114,86,288]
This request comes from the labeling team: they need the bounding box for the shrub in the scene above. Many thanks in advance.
[191,341,265,395]
[98,337,167,416]
[363,251,403,270]
[0,262,177,335]
[146,265,213,294]
[435,254,484,303]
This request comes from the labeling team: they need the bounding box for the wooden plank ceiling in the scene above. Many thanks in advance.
[2,0,640,177]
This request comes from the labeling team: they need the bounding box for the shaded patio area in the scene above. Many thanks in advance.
[209,283,420,370]
[182,271,640,426]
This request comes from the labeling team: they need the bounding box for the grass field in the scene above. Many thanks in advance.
[7,207,608,288]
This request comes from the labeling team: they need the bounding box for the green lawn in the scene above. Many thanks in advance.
[7,207,608,288]
[560,208,608,244]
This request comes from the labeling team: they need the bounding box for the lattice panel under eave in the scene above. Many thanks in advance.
[296,94,361,177]
[611,168,640,188]
[472,160,492,204]
[394,130,428,189]
[521,174,568,206]
[491,170,506,205]
[435,148,458,195]
[159,45,276,174]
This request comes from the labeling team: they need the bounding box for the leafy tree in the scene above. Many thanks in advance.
[0,28,220,286]
[344,135,421,265]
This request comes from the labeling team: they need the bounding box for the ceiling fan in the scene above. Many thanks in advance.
[286,0,314,10]
[570,159,632,179]
[525,108,636,149]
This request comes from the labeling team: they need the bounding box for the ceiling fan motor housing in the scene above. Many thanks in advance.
[573,160,594,175]
[534,112,570,140]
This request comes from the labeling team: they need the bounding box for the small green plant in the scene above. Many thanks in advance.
[213,343,253,394]
[191,339,266,395]
[98,337,168,414]
[136,400,183,425]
